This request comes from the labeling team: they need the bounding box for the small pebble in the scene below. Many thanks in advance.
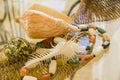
[49,60,57,74]
[23,76,37,80]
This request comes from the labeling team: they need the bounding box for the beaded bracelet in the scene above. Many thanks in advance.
[66,25,110,64]
[20,25,110,80]
[78,25,110,50]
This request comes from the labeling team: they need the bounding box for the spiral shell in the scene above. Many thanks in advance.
[16,4,78,39]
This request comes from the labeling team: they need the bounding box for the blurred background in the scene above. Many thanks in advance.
[0,0,120,80]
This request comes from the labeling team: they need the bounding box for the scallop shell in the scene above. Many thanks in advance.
[16,4,79,39]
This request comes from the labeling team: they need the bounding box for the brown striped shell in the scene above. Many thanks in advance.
[16,4,79,39]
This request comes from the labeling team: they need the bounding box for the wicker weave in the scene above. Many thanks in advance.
[72,0,120,24]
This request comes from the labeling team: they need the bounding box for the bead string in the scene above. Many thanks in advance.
[20,25,110,80]
[78,25,110,50]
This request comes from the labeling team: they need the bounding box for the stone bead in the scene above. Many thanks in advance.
[38,73,51,80]
[81,55,95,62]
[81,27,88,31]
[91,46,103,56]
[88,28,96,35]
[88,25,97,30]
[86,43,93,50]
[97,27,106,34]
[103,33,110,41]
[35,42,42,48]
[67,57,80,64]
[78,24,88,31]
[54,37,66,44]
[49,60,57,74]
[102,41,110,49]
[20,68,27,77]
[78,24,87,29]
[89,35,96,43]
[23,76,37,80]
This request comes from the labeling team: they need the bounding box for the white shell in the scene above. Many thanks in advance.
[54,37,66,44]
[49,60,57,74]
[23,76,37,80]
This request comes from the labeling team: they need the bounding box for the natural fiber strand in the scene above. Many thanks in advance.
[73,0,120,24]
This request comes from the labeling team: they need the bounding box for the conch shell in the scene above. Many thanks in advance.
[16,4,79,39]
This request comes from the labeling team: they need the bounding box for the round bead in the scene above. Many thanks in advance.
[20,68,27,77]
[89,35,96,43]
[88,28,96,35]
[38,73,51,80]
[103,33,110,41]
[54,37,66,44]
[88,25,97,30]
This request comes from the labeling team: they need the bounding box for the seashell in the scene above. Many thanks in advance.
[49,60,57,74]
[23,76,37,80]
[25,34,46,44]
[53,37,66,44]
[16,4,79,39]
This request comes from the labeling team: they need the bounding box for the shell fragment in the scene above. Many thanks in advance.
[49,60,57,74]
[23,76,37,80]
